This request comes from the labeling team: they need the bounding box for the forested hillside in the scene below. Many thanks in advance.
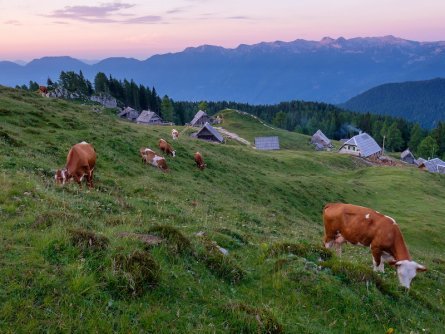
[341,78,445,129]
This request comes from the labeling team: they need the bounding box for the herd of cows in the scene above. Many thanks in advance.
[53,129,426,289]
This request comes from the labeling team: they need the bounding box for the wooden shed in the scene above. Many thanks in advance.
[118,106,139,121]
[255,136,280,150]
[196,122,224,143]
[338,132,382,158]
[190,110,210,127]
[401,149,416,164]
[136,110,163,125]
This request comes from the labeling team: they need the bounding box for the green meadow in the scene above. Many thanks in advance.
[0,86,444,333]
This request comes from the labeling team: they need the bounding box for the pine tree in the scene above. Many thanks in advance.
[161,95,174,122]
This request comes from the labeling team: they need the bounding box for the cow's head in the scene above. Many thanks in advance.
[54,168,70,185]
[199,163,207,170]
[392,260,427,289]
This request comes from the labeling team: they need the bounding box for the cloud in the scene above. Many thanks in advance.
[45,2,165,24]
[47,3,134,21]
[4,20,21,25]
[123,15,162,24]
[227,16,251,20]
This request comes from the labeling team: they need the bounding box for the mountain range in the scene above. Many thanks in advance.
[341,78,445,128]
[1,36,445,104]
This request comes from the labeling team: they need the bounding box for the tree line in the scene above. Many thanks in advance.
[20,72,445,159]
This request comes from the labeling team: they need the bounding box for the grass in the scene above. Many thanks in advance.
[0,85,444,333]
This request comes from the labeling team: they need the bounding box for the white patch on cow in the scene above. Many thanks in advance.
[151,155,164,167]
[381,251,394,262]
[79,141,88,144]
[385,215,397,225]
[372,257,385,272]
[395,260,423,289]
[365,213,370,219]
[172,150,176,157]
[325,240,334,249]
[144,148,154,154]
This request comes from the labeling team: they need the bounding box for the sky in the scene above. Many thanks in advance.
[1,0,445,62]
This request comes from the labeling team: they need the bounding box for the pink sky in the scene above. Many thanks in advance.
[1,0,445,62]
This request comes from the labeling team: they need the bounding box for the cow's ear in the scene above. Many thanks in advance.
[416,264,427,272]
[388,260,398,267]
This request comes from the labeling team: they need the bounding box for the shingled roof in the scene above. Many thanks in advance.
[255,136,280,150]
[196,122,224,143]
[136,110,162,124]
[340,133,381,158]
[418,158,445,174]
[190,110,209,126]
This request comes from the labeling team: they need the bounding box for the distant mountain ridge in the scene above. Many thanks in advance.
[340,78,445,128]
[1,36,445,103]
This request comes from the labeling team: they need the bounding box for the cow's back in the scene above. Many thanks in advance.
[67,143,96,171]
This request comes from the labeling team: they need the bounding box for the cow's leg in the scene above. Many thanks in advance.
[87,169,94,188]
[371,246,384,272]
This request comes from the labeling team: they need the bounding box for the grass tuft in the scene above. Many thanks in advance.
[320,259,397,297]
[224,302,284,333]
[267,242,333,261]
[196,237,245,284]
[147,225,192,255]
[108,250,161,297]
[69,228,109,252]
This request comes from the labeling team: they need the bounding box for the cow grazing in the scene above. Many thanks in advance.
[159,139,176,157]
[194,152,206,170]
[171,129,179,140]
[323,203,426,289]
[39,86,48,94]
[55,142,96,188]
[140,147,169,172]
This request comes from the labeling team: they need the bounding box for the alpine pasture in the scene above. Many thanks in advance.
[0,86,444,333]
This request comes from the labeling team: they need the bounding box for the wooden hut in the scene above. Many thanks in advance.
[338,132,381,158]
[311,129,333,150]
[196,122,224,143]
[417,158,445,174]
[190,110,210,127]
[118,106,139,121]
[401,149,416,164]
[136,110,163,125]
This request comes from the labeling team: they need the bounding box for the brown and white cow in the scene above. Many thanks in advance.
[323,203,426,289]
[194,152,206,170]
[55,141,96,188]
[39,86,48,94]
[159,139,175,157]
[171,129,179,140]
[140,148,169,172]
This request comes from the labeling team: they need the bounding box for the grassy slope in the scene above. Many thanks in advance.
[0,86,444,333]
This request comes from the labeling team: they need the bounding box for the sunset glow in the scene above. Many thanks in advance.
[1,0,445,61]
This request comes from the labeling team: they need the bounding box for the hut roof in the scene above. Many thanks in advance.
[255,136,280,150]
[401,148,415,159]
[196,122,224,143]
[136,110,162,124]
[340,132,381,158]
[190,110,208,126]
[118,106,139,120]
[311,129,331,146]
[418,158,445,173]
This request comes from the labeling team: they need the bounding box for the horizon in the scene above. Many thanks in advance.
[3,34,445,64]
[2,0,445,62]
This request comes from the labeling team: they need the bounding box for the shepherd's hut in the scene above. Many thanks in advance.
[311,129,333,150]
[136,110,163,125]
[417,158,445,174]
[338,132,382,158]
[196,122,224,143]
[401,149,416,164]
[118,107,139,121]
[190,110,210,127]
